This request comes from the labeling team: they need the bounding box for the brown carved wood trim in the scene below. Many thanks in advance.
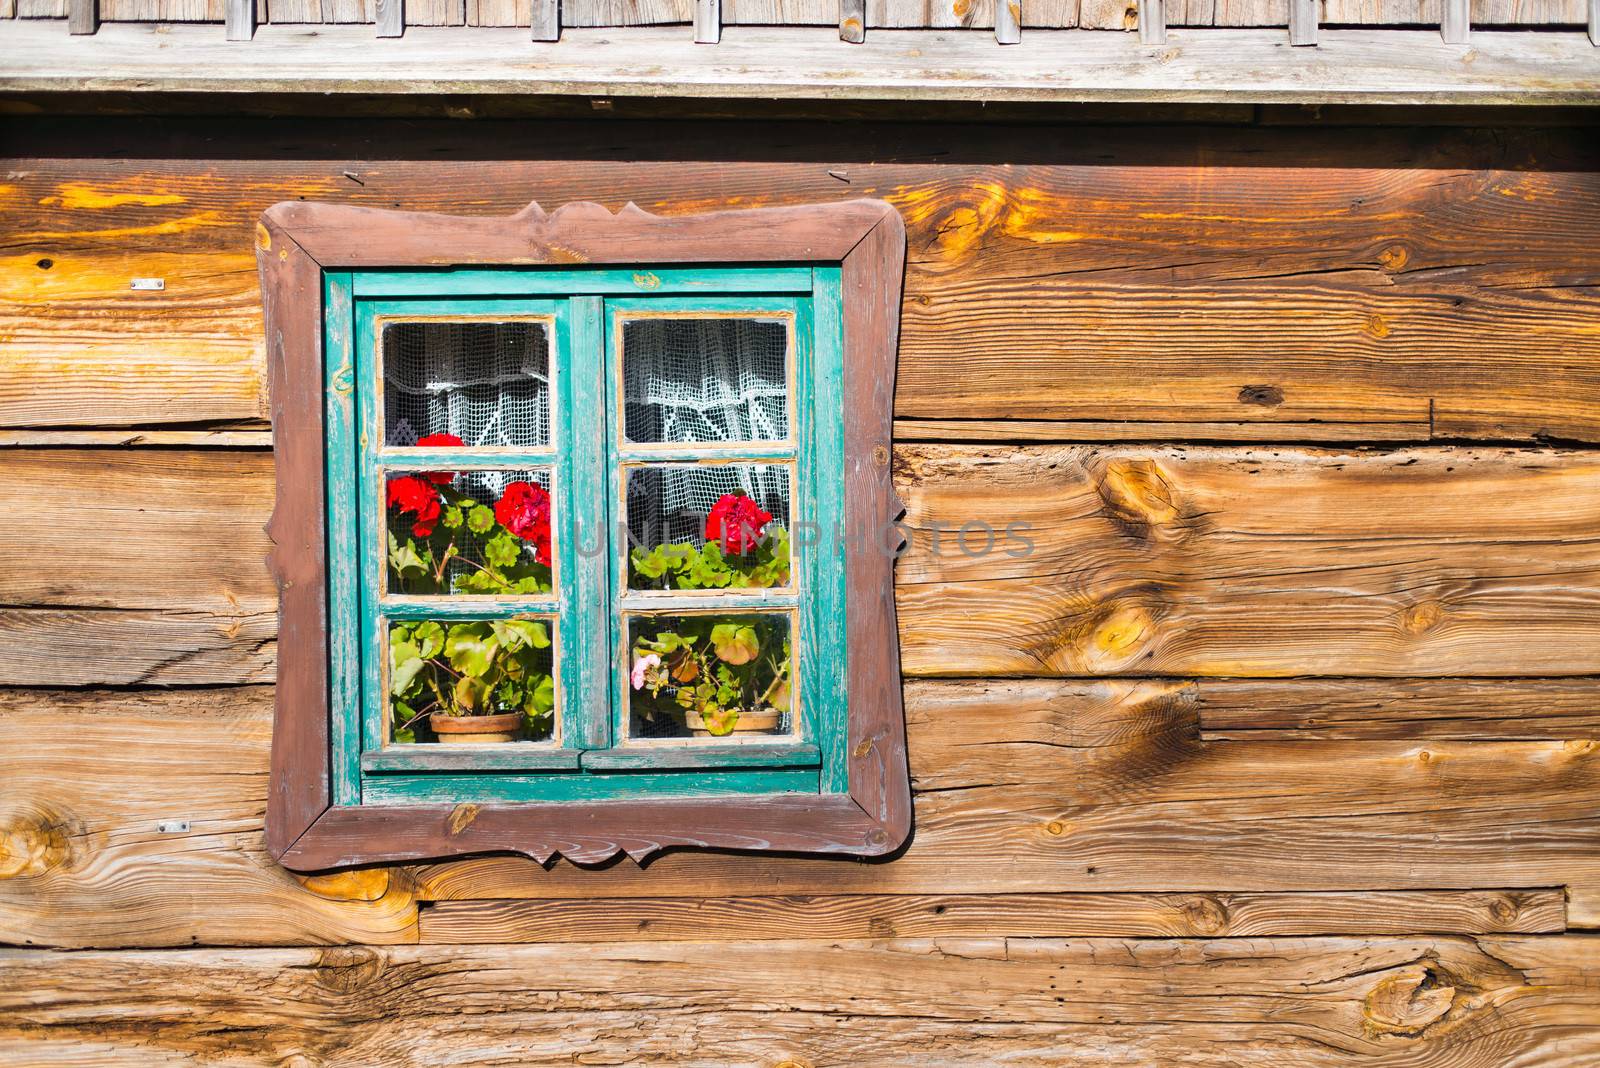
[257,198,909,872]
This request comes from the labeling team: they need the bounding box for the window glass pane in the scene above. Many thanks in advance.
[383,320,551,449]
[625,612,795,741]
[621,317,789,444]
[384,468,554,597]
[387,616,558,745]
[626,463,792,591]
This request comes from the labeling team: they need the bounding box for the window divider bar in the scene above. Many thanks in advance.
[617,445,796,464]
[618,592,801,613]
[569,295,613,751]
[374,448,560,468]
[379,597,561,620]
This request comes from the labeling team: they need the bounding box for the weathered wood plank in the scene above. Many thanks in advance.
[2,936,1596,1064]
[226,0,254,39]
[4,130,1597,438]
[1199,677,1600,740]
[4,445,1598,685]
[419,888,1565,942]
[3,25,1600,104]
[417,677,1600,900]
[5,678,1595,944]
[67,0,97,34]
[0,687,416,947]
[894,444,1600,678]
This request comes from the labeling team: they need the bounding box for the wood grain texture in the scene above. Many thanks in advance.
[0,687,417,948]
[4,25,1600,104]
[416,677,1600,900]
[1199,677,1600,740]
[5,123,1598,440]
[419,887,1566,942]
[6,678,1595,946]
[2,936,1598,1064]
[894,444,1600,678]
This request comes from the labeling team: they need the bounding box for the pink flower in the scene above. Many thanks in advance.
[630,653,661,691]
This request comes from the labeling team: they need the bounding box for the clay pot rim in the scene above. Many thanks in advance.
[429,711,524,732]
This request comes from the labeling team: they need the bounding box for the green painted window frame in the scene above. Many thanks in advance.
[323,269,847,805]
[258,198,908,870]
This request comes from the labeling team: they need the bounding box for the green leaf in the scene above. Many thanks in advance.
[711,623,760,665]
[393,725,416,744]
[467,504,496,534]
[494,618,551,651]
[441,504,464,530]
[413,620,445,660]
[527,673,555,716]
[387,533,428,578]
[389,638,424,696]
[444,622,499,677]
[453,673,490,712]
[484,531,521,569]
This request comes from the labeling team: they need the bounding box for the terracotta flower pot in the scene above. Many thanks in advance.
[685,707,782,738]
[429,711,523,744]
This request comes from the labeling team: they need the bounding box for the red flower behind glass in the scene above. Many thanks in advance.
[495,481,553,566]
[414,432,464,485]
[387,475,442,537]
[706,492,772,555]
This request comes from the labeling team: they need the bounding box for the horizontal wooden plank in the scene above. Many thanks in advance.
[5,125,1597,439]
[5,444,1598,684]
[419,887,1566,942]
[5,678,1596,946]
[4,25,1600,103]
[893,444,1600,677]
[0,687,416,948]
[1200,677,1600,740]
[417,677,1600,900]
[2,936,1597,1064]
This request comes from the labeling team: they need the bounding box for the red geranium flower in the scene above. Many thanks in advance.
[494,481,553,566]
[414,432,464,485]
[387,474,442,537]
[706,492,772,555]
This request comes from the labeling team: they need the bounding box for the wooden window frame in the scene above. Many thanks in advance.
[257,199,909,871]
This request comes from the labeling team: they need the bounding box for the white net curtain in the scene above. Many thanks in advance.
[622,317,791,546]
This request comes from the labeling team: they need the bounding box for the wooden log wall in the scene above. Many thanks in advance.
[2,115,1600,1064]
[1,0,1592,26]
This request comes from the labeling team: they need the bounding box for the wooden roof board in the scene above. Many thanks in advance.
[1,23,1598,104]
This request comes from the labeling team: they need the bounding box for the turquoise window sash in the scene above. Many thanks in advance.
[324,267,847,805]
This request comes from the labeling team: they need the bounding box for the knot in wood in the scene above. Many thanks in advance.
[1363,965,1456,1038]
[1096,459,1181,540]
[1179,894,1230,935]
[311,947,386,995]
[0,806,78,880]
[1488,894,1520,926]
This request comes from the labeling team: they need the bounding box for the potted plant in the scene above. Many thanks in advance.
[628,492,793,738]
[384,434,557,744]
[389,617,556,744]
